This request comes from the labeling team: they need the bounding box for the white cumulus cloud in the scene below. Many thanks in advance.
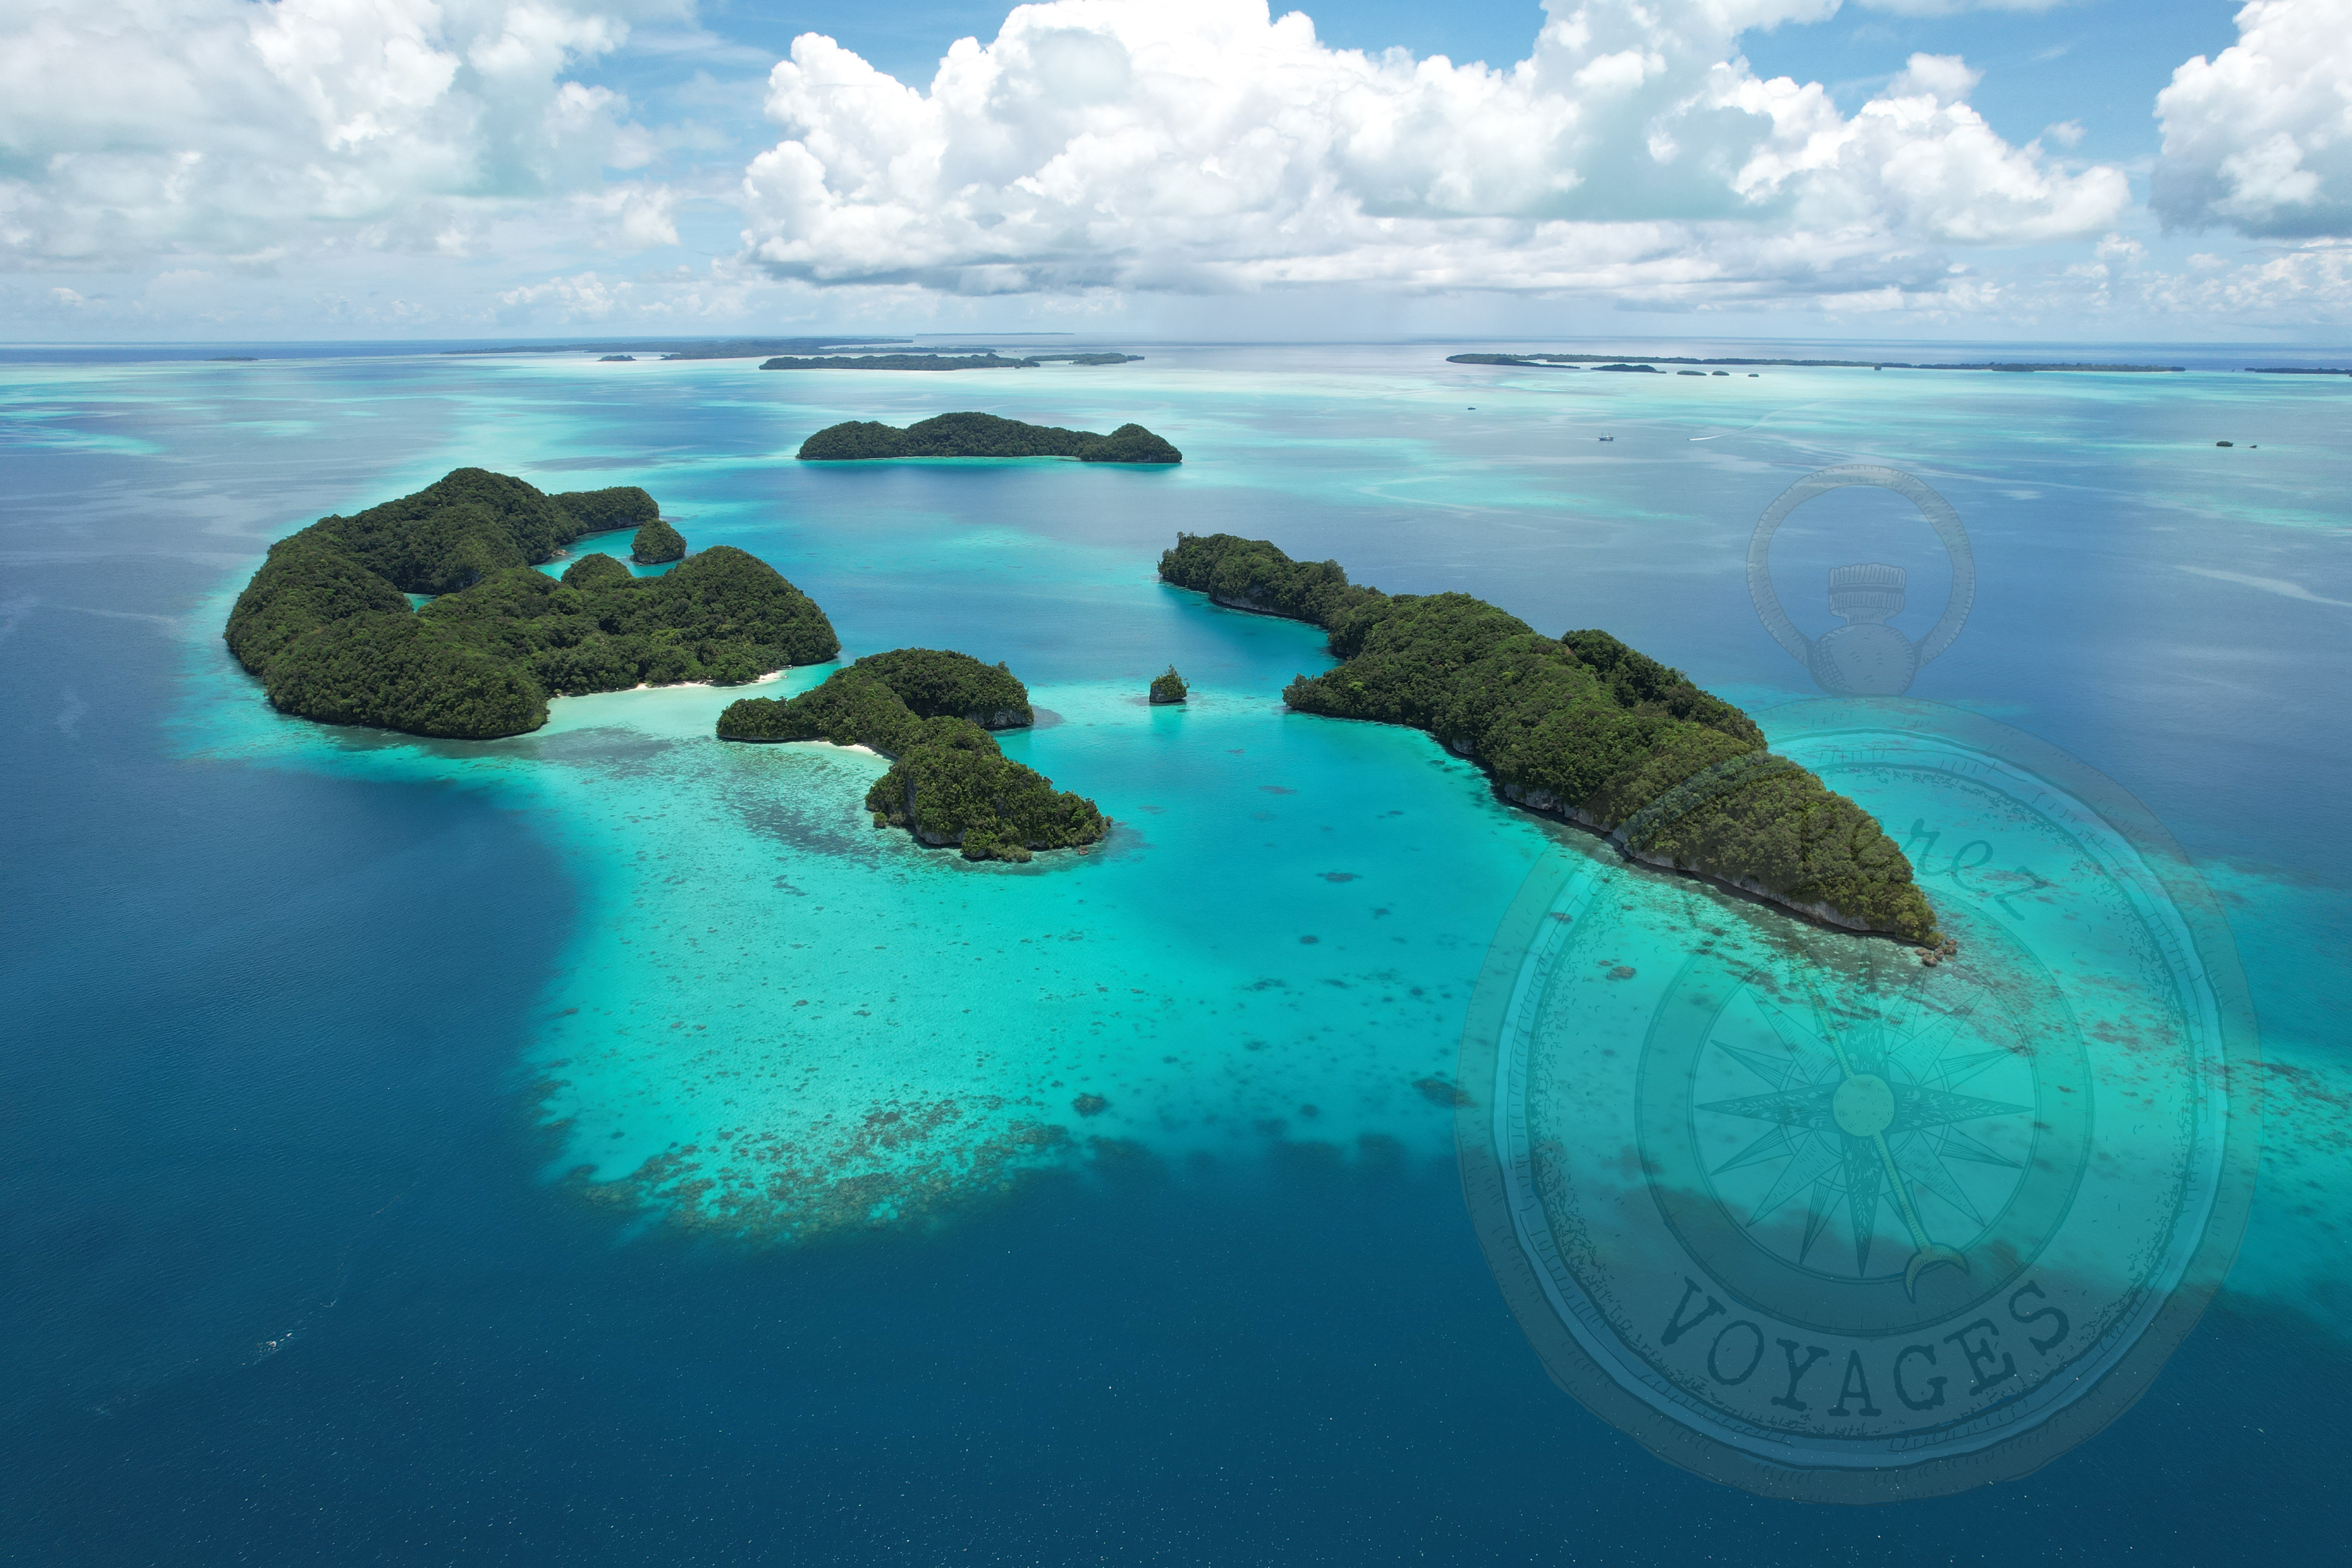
[2154,0,2352,237]
[0,0,686,270]
[735,0,2127,303]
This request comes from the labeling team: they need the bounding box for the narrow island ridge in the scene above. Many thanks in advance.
[797,411,1181,463]
[1160,533,1939,943]
[717,649,1105,863]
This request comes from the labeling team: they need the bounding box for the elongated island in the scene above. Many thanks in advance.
[224,469,839,739]
[1160,534,1937,942]
[718,649,1106,863]
[798,412,1180,463]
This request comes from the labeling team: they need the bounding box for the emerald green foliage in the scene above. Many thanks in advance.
[560,552,631,588]
[854,648,1032,725]
[1157,532,1384,628]
[311,468,576,594]
[552,485,658,535]
[1557,629,1761,742]
[1078,423,1183,463]
[866,736,1107,864]
[716,648,1032,743]
[222,470,839,740]
[717,649,1100,862]
[262,612,549,739]
[225,532,410,673]
[798,411,1182,463]
[793,420,908,459]
[1149,665,1188,704]
[631,516,686,564]
[1162,533,1934,941]
[716,667,924,750]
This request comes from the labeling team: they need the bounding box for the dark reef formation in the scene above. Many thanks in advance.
[1149,666,1188,704]
[631,515,686,564]
[1158,533,1937,942]
[717,649,1101,862]
[797,411,1181,463]
[224,469,839,739]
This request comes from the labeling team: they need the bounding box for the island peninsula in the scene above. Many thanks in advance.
[225,469,839,739]
[1160,534,1938,943]
[798,411,1181,462]
[718,649,1105,862]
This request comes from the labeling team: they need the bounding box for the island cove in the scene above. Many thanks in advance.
[224,468,840,738]
[1158,533,1939,944]
[717,650,1106,863]
[797,412,1181,463]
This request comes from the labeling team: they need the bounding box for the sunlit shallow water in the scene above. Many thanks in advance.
[5,340,2348,1556]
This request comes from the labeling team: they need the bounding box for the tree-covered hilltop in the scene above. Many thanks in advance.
[554,485,661,536]
[223,471,839,740]
[715,648,1033,741]
[260,469,658,597]
[632,516,686,564]
[1159,533,1937,943]
[715,652,1101,862]
[796,411,1182,463]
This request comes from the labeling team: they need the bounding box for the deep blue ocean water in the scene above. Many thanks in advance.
[3,342,2346,1562]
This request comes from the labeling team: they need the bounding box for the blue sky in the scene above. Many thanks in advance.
[5,1,2347,342]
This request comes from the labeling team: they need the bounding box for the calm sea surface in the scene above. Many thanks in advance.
[3,342,2346,1561]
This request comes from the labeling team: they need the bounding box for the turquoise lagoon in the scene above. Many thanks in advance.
[7,340,2351,1552]
[133,345,2349,1296]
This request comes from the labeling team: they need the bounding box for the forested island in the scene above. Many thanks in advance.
[717,650,1103,862]
[1158,535,1938,942]
[631,516,686,563]
[224,469,839,739]
[798,412,1181,463]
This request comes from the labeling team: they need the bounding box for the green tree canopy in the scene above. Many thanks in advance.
[631,516,686,564]
[1161,532,1935,942]
[798,411,1181,463]
[223,471,839,740]
[717,649,1099,862]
